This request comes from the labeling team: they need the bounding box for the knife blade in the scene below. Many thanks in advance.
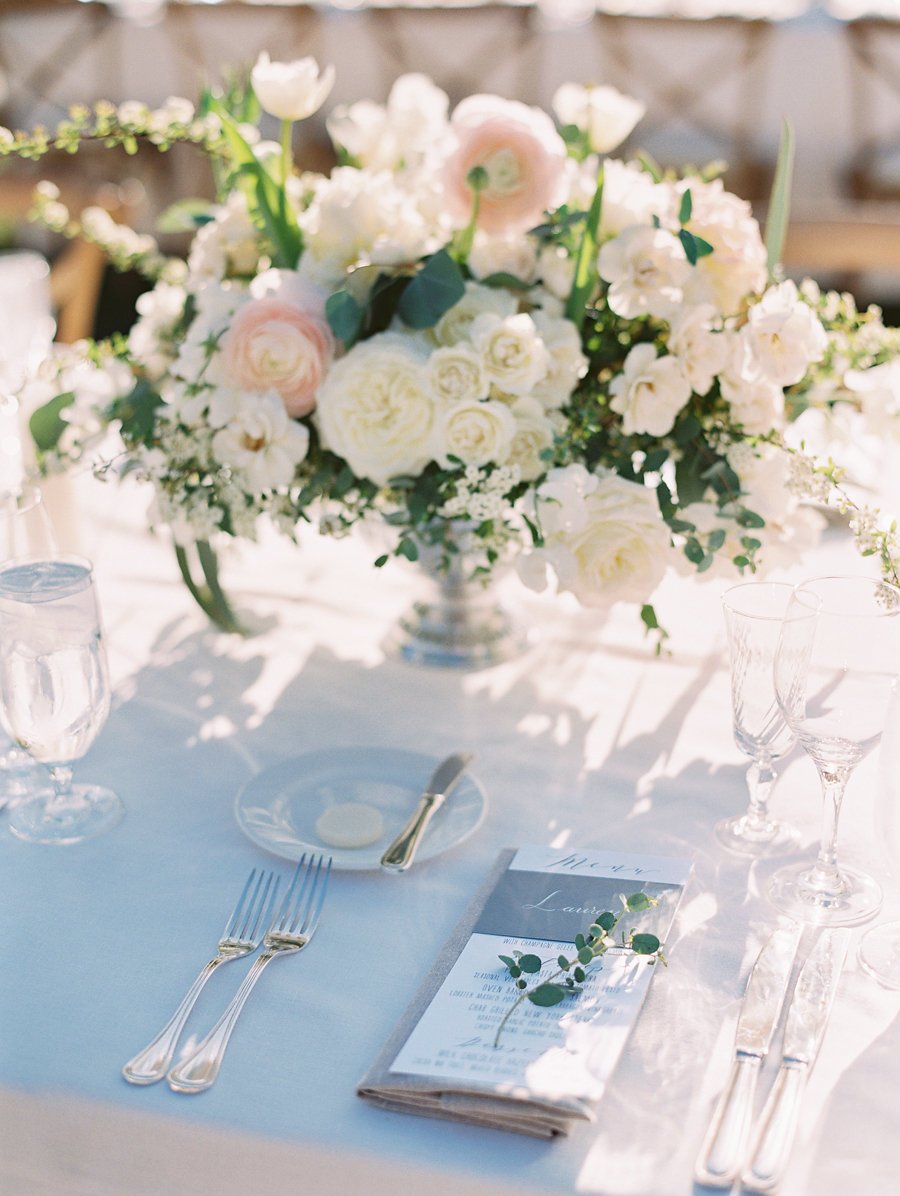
[694,923,802,1189]
[380,752,473,872]
[742,928,850,1194]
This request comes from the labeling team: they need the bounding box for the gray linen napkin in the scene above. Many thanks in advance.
[357,849,596,1138]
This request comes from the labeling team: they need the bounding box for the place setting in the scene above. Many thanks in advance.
[1,13,900,1192]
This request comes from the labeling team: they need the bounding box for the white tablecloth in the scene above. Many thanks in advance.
[2,472,899,1196]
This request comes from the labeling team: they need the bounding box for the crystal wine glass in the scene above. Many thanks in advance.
[770,575,900,926]
[0,555,123,844]
[0,486,57,806]
[717,581,800,855]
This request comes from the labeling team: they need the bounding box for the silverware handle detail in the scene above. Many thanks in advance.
[167,949,278,1093]
[694,1054,762,1187]
[122,956,223,1086]
[380,795,440,872]
[742,1062,809,1192]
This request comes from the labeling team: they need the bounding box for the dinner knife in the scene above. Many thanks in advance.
[742,928,850,1194]
[380,752,473,872]
[694,923,802,1189]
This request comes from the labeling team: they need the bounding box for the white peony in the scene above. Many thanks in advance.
[673,178,768,316]
[609,343,692,436]
[470,311,550,397]
[210,391,310,493]
[741,280,828,387]
[551,83,645,154]
[250,53,335,122]
[314,334,435,485]
[432,398,516,468]
[598,224,691,319]
[424,345,489,406]
[467,231,539,284]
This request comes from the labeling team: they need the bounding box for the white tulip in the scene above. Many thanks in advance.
[251,53,335,122]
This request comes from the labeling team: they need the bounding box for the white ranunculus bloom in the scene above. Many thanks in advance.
[529,467,670,608]
[431,281,518,347]
[720,372,784,435]
[470,311,550,397]
[551,83,645,154]
[251,53,335,122]
[424,345,489,406]
[507,396,555,481]
[598,225,691,319]
[530,310,588,410]
[609,343,692,436]
[210,391,310,493]
[666,303,728,397]
[327,74,450,173]
[741,279,828,387]
[314,335,435,485]
[432,398,517,468]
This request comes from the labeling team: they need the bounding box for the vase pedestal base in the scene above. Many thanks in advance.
[388,591,526,670]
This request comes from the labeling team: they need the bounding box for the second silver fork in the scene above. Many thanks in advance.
[122,868,279,1086]
[168,852,331,1094]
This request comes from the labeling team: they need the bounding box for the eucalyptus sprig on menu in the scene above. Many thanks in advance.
[494,892,664,1048]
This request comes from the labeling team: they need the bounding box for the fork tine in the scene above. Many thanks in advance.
[295,855,331,938]
[276,853,312,932]
[222,868,260,939]
[249,872,279,940]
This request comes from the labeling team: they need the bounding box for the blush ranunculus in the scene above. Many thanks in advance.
[442,96,566,235]
[221,297,335,417]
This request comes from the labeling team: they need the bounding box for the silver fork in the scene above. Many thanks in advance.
[122,868,279,1086]
[167,852,332,1094]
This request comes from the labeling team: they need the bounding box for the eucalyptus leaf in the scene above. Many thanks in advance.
[29,391,75,453]
[326,290,363,345]
[519,954,543,974]
[632,933,661,955]
[527,984,568,1008]
[397,249,465,329]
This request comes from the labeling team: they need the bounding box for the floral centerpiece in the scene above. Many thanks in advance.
[4,56,899,646]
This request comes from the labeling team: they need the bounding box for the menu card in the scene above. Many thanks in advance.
[358,846,692,1138]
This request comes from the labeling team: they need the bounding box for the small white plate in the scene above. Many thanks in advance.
[233,747,487,871]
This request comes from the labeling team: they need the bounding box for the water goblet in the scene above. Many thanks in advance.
[717,581,800,855]
[857,682,900,987]
[0,555,123,844]
[769,574,900,926]
[0,486,57,805]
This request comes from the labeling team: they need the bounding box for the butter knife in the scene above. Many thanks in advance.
[694,923,802,1189]
[380,752,473,872]
[742,928,850,1194]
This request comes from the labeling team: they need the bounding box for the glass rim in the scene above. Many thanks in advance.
[722,580,820,621]
[789,574,900,619]
[0,554,94,603]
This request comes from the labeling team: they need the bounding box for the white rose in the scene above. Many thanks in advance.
[251,53,335,122]
[741,280,828,387]
[674,177,767,316]
[666,303,728,396]
[432,398,516,468]
[424,345,489,406]
[507,396,555,481]
[609,343,692,436]
[314,335,435,484]
[470,311,550,396]
[531,462,599,536]
[598,225,691,319]
[431,280,518,347]
[551,83,645,154]
[211,391,309,493]
[532,468,669,607]
[530,310,588,410]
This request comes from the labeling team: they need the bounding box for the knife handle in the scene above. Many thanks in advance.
[694,1053,762,1188]
[742,1062,808,1193]
[380,795,439,872]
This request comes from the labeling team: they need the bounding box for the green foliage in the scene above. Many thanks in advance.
[397,250,466,330]
[29,392,75,455]
[493,891,665,1046]
[765,120,795,280]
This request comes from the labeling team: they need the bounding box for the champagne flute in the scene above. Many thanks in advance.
[717,582,800,855]
[0,555,123,844]
[770,575,900,926]
[0,486,57,805]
